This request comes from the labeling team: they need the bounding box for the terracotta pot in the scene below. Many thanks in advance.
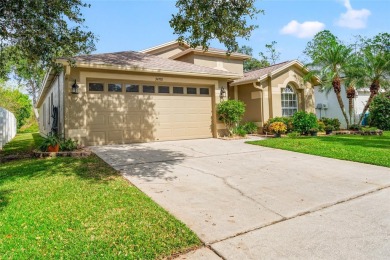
[48,144,60,153]
[274,133,281,138]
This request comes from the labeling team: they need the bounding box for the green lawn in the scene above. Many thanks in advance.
[0,133,201,258]
[247,131,390,168]
[0,132,43,158]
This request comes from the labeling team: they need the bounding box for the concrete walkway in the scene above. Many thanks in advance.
[91,138,390,259]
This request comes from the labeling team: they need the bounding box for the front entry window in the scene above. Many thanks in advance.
[281,85,298,117]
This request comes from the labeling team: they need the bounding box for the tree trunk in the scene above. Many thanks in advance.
[333,77,349,128]
[336,91,350,128]
[346,86,356,125]
[348,98,353,124]
[358,80,380,125]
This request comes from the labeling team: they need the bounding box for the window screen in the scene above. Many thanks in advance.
[187,87,197,95]
[158,86,170,94]
[108,83,122,92]
[200,88,210,95]
[143,85,155,93]
[281,85,298,117]
[89,83,104,91]
[173,86,184,94]
[126,84,139,93]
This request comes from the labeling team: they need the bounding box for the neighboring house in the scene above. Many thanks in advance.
[314,87,370,128]
[36,41,318,146]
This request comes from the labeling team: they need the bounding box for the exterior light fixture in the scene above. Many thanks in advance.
[71,80,79,94]
[220,86,226,100]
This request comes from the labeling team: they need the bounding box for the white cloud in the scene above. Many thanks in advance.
[280,20,325,38]
[336,0,371,29]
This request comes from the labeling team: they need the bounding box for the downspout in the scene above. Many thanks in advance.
[267,73,273,118]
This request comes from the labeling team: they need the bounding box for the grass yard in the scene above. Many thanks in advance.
[247,131,390,168]
[0,133,201,258]
[0,132,43,158]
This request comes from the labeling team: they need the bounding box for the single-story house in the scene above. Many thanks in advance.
[36,41,319,145]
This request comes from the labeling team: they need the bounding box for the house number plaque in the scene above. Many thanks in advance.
[155,77,163,81]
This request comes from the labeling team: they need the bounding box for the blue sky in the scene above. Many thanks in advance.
[83,0,389,62]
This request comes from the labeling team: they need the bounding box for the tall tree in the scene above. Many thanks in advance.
[304,30,354,128]
[259,41,280,65]
[0,0,96,79]
[356,33,390,124]
[170,0,262,53]
[238,45,269,72]
[0,83,32,129]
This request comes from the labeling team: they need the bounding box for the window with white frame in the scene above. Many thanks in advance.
[281,85,298,117]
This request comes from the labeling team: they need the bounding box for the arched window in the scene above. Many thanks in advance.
[281,85,298,117]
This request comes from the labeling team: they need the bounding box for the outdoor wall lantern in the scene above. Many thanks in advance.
[71,80,79,94]
[220,86,226,100]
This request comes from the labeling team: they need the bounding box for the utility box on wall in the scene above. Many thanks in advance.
[0,107,17,150]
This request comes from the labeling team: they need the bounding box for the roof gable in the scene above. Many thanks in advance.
[231,60,320,86]
[140,41,190,57]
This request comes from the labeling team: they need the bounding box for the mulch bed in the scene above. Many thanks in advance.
[33,148,92,158]
[0,148,92,163]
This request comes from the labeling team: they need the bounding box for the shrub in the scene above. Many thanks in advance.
[39,133,60,152]
[39,133,78,152]
[217,100,246,135]
[233,126,247,137]
[242,122,258,134]
[292,111,318,135]
[263,117,294,133]
[60,138,78,151]
[325,125,334,131]
[320,117,341,130]
[318,121,325,132]
[369,91,390,130]
[269,122,287,134]
[349,124,362,131]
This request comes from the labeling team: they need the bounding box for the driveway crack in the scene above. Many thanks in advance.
[180,164,285,219]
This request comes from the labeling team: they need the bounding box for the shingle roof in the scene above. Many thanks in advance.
[232,61,292,85]
[72,51,239,77]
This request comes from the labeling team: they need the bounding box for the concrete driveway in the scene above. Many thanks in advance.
[91,138,390,259]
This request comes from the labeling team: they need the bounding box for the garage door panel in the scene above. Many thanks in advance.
[108,114,125,125]
[124,129,141,141]
[88,114,107,126]
[87,85,213,144]
[87,131,106,145]
[107,130,124,142]
[125,114,142,127]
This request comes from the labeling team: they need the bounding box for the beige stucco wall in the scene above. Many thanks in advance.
[270,68,315,117]
[174,53,244,76]
[193,54,244,76]
[237,83,262,123]
[234,65,316,128]
[63,67,226,145]
[38,71,65,136]
[144,45,188,59]
[174,53,195,64]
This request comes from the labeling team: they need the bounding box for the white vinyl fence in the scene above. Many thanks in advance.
[0,107,17,150]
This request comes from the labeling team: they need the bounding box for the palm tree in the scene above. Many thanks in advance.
[343,57,365,125]
[305,40,354,128]
[356,33,390,125]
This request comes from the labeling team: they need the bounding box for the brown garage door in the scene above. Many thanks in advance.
[85,84,213,145]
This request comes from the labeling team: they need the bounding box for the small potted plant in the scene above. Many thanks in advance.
[40,133,60,152]
[309,127,319,136]
[325,125,334,135]
[269,122,287,138]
